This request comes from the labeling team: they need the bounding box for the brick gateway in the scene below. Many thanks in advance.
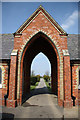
[0,6,80,108]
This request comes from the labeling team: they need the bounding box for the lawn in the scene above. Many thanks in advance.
[44,80,52,92]
[30,82,39,91]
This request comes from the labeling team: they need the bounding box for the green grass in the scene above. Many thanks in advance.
[30,82,39,91]
[44,80,52,92]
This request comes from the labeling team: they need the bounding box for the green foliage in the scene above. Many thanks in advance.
[30,82,39,91]
[30,76,37,85]
[43,75,50,82]
[30,74,41,85]
[31,70,35,77]
[44,80,52,92]
[36,75,41,82]
[30,85,36,90]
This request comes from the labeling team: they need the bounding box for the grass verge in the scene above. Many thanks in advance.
[30,82,39,91]
[44,80,52,92]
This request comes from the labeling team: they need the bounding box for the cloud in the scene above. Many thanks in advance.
[61,10,78,31]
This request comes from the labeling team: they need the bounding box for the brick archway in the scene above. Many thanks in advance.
[7,6,73,108]
[19,31,60,105]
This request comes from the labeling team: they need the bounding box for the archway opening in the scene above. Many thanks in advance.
[30,52,51,91]
[21,32,58,103]
[31,52,51,76]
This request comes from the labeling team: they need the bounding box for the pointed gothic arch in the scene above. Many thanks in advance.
[7,6,72,108]
[19,31,63,104]
[30,52,51,76]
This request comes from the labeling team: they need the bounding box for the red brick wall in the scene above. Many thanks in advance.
[63,56,73,107]
[78,89,80,105]
[0,63,9,106]
[7,52,18,107]
[0,89,2,106]
[72,65,78,105]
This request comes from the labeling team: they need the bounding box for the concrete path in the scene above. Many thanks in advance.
[1,78,79,119]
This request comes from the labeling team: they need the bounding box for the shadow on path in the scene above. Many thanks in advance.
[1,113,14,120]
[22,86,57,105]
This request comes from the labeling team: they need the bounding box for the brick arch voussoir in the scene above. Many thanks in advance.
[21,30,63,62]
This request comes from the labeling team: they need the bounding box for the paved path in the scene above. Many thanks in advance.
[2,78,79,119]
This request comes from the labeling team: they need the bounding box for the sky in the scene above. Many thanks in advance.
[2,2,79,76]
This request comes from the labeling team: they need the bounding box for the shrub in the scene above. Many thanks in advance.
[30,75,41,85]
[36,75,40,82]
[43,75,50,82]
[30,76,37,85]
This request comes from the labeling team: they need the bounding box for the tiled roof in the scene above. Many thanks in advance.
[0,34,14,59]
[67,34,79,60]
[0,34,79,60]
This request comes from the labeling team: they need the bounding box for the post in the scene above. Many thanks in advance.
[63,50,73,108]
[7,49,18,107]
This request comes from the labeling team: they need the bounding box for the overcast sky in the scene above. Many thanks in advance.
[2,2,78,76]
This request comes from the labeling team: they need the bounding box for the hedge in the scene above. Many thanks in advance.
[30,75,40,85]
[43,75,50,82]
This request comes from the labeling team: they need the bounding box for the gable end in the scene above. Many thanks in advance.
[15,5,67,36]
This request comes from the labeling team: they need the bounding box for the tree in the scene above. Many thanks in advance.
[31,70,35,77]
[45,71,49,76]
